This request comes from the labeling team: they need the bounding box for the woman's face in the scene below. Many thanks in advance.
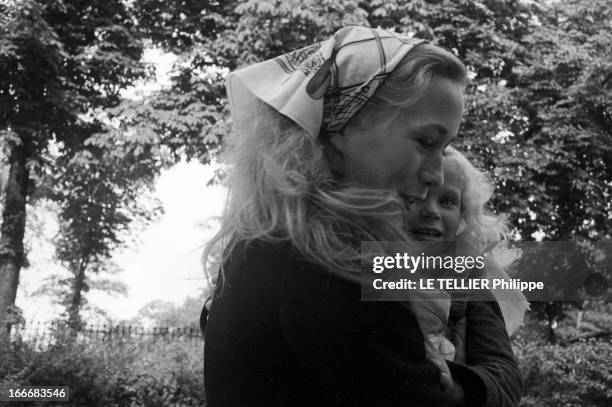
[404,165,463,241]
[330,76,464,201]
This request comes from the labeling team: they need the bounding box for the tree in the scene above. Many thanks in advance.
[0,0,149,342]
[135,294,204,328]
[485,0,611,338]
[507,240,610,343]
[47,128,164,329]
[116,0,369,169]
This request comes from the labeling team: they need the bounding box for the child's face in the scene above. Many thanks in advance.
[404,166,462,241]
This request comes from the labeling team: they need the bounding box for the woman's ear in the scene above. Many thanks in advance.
[327,133,346,154]
[322,136,345,175]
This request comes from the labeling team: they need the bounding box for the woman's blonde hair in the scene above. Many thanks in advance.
[203,43,468,285]
[444,147,508,250]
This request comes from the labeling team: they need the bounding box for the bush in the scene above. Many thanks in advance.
[515,339,612,407]
[4,316,610,406]
[0,336,205,407]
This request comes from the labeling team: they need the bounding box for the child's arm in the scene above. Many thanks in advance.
[449,294,523,407]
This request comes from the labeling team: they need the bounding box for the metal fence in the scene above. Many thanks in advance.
[9,320,204,349]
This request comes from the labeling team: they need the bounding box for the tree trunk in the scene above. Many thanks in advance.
[66,263,86,332]
[547,315,557,344]
[576,309,583,329]
[0,138,28,346]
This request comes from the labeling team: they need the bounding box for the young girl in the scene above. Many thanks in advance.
[405,146,529,368]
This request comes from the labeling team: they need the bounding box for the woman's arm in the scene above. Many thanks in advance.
[279,256,483,407]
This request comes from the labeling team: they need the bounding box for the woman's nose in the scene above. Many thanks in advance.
[421,170,443,187]
[420,156,444,187]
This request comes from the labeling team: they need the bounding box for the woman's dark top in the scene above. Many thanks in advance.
[203,240,522,406]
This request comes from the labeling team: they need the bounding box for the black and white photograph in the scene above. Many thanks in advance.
[1,0,611,406]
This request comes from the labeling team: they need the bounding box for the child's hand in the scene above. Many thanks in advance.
[424,335,454,392]
[450,316,467,364]
[427,333,456,361]
[425,337,466,405]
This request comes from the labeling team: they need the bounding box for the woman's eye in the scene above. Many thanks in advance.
[418,138,434,148]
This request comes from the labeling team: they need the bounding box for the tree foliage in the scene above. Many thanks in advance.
[0,0,159,333]
[48,125,167,328]
[128,0,611,241]
[120,0,370,167]
[135,294,203,328]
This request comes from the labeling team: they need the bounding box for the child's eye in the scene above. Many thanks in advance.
[440,197,458,206]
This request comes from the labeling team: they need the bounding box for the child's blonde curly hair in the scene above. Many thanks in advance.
[444,146,508,251]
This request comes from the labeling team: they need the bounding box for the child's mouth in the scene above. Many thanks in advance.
[411,228,442,240]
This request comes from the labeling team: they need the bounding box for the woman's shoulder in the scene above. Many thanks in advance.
[220,238,315,288]
[225,238,301,268]
[222,238,351,301]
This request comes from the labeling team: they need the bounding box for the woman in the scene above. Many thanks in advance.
[202,26,522,406]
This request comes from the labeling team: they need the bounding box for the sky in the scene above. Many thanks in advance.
[17,48,227,323]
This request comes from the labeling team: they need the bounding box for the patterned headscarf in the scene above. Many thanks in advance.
[225,26,427,138]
